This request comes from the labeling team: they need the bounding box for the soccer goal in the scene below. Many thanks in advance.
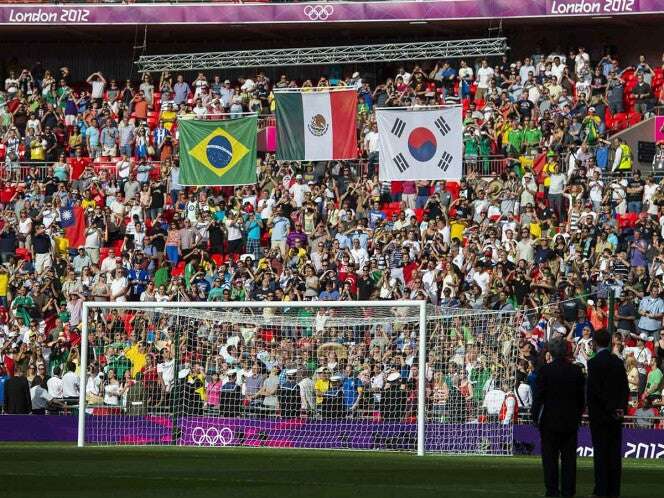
[77,301,517,456]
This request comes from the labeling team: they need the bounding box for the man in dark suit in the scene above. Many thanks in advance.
[587,329,629,498]
[3,366,31,414]
[532,338,586,498]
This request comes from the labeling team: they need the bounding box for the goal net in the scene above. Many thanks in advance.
[78,301,517,456]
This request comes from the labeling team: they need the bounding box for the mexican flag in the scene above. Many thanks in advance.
[275,88,357,161]
[179,116,257,186]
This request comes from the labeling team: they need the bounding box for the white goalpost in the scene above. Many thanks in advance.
[77,301,516,456]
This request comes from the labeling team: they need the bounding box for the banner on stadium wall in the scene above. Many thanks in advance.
[3,416,664,459]
[0,1,658,26]
[656,116,664,142]
[178,117,257,186]
[274,88,357,161]
[376,106,463,181]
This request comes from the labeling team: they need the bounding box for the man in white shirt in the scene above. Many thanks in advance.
[289,175,310,208]
[574,47,590,77]
[519,57,536,83]
[110,268,128,302]
[47,367,64,399]
[550,57,566,82]
[625,333,653,394]
[483,384,507,420]
[476,60,494,100]
[116,155,132,181]
[62,362,80,399]
[100,248,118,276]
[395,67,411,85]
[349,238,369,269]
[86,71,106,103]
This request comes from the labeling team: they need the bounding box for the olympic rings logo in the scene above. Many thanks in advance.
[303,5,334,21]
[190,426,234,447]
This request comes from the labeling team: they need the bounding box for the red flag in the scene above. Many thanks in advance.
[60,206,87,248]
[532,153,547,184]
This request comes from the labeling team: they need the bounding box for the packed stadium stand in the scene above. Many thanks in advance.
[0,1,664,442]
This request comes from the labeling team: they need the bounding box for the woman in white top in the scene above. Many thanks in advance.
[17,211,33,250]
[103,368,122,406]
[139,73,154,106]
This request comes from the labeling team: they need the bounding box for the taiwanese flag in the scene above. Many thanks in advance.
[60,206,86,248]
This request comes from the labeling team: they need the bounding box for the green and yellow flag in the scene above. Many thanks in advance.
[179,116,257,186]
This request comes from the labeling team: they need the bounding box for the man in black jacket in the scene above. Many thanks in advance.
[531,338,586,498]
[4,365,32,414]
[587,329,629,498]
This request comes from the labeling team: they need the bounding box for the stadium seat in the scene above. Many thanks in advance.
[627,112,642,126]
[612,113,628,131]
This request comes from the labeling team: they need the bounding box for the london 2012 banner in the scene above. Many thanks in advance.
[376,106,463,181]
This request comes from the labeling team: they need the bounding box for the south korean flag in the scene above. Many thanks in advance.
[376,106,463,181]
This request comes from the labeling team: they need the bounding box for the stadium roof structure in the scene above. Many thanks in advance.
[135,37,508,72]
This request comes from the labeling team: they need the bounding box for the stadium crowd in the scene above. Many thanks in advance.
[2,49,664,427]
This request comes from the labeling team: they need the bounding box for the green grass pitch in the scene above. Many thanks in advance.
[1,444,662,498]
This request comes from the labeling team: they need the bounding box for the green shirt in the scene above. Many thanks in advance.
[523,128,542,147]
[646,368,663,394]
[470,367,491,403]
[153,267,169,288]
[106,355,132,380]
[11,295,34,326]
[507,129,524,154]
[207,287,225,301]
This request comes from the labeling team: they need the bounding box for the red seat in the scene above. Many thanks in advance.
[112,239,124,253]
[612,112,628,131]
[627,112,642,126]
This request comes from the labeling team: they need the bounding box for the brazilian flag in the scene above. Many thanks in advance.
[179,116,257,186]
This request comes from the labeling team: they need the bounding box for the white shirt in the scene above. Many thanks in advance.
[589,180,605,203]
[548,173,567,195]
[350,246,369,269]
[100,256,118,275]
[62,370,80,397]
[519,65,536,82]
[289,182,311,208]
[644,183,659,214]
[110,276,128,302]
[483,388,506,415]
[472,270,490,295]
[91,80,105,99]
[42,209,57,229]
[224,217,243,241]
[31,385,53,410]
[157,359,175,391]
[116,159,131,179]
[624,346,652,374]
[47,376,64,398]
[477,67,494,89]
[574,52,590,75]
[257,197,275,219]
[364,131,380,153]
[516,382,533,409]
[550,63,566,82]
